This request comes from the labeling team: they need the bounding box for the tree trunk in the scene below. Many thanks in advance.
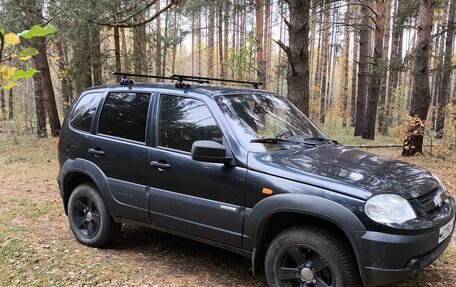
[32,37,61,137]
[223,3,229,78]
[362,0,387,140]
[56,42,71,114]
[320,0,330,123]
[207,6,215,78]
[121,28,129,73]
[354,1,371,136]
[264,0,271,88]
[133,19,147,75]
[162,1,170,77]
[386,0,406,128]
[33,72,47,137]
[197,12,202,76]
[114,26,121,81]
[172,10,178,75]
[436,0,456,138]
[218,5,224,78]
[279,0,311,115]
[403,0,436,156]
[156,0,163,80]
[378,0,392,134]
[0,90,6,120]
[341,1,351,127]
[350,4,359,127]
[7,89,13,120]
[91,25,102,85]
[256,0,266,85]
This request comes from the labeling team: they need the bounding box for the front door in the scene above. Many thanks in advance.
[148,94,246,247]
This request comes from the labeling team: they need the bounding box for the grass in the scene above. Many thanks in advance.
[0,130,455,287]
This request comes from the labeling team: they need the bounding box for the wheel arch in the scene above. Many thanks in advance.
[60,158,113,215]
[244,194,367,283]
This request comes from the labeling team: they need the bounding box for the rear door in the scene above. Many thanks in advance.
[147,93,247,247]
[88,91,153,223]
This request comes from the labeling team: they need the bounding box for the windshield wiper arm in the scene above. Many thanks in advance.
[250,138,316,147]
[305,137,338,144]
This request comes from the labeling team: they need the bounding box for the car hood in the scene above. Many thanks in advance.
[247,144,438,200]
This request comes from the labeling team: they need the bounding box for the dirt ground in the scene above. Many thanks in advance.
[0,135,455,286]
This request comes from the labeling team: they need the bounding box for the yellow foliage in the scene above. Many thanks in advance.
[4,33,20,46]
[0,65,17,80]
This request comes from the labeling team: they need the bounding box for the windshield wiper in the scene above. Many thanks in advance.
[304,137,338,144]
[250,138,316,147]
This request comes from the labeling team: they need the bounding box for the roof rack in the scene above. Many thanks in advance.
[112,71,262,89]
[171,74,262,89]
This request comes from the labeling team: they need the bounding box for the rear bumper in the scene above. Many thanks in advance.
[351,217,455,287]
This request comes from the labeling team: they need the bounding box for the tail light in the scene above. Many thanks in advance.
[57,136,60,148]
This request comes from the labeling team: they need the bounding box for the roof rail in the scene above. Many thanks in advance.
[112,71,262,89]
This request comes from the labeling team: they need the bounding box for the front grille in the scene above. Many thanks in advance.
[416,186,448,214]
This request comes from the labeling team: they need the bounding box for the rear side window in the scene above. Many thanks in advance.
[98,92,151,143]
[159,95,223,152]
[70,92,103,132]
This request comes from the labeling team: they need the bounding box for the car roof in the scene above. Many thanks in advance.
[82,82,278,97]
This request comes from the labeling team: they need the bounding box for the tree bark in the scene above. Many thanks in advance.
[32,37,61,137]
[362,0,387,140]
[320,0,331,123]
[114,27,121,81]
[354,1,371,136]
[133,18,147,75]
[256,0,266,85]
[0,90,6,120]
[278,0,311,115]
[350,4,360,127]
[156,0,163,80]
[378,0,392,134]
[403,0,436,156]
[33,72,47,137]
[386,0,406,128]
[207,6,215,78]
[436,0,456,138]
[91,25,103,85]
[341,1,351,127]
[56,42,71,114]
[7,89,13,120]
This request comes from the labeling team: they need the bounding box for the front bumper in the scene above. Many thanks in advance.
[351,216,455,287]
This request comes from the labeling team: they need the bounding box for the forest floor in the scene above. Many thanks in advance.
[0,129,455,286]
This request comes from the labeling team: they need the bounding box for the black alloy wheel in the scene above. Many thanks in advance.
[265,226,361,287]
[68,183,121,247]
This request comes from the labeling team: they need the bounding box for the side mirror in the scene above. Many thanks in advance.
[191,140,233,165]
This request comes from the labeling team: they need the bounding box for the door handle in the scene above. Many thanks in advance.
[150,160,171,170]
[88,148,105,156]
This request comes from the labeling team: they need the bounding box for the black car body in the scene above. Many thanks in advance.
[58,82,455,287]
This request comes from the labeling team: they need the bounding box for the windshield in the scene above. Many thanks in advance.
[215,94,325,151]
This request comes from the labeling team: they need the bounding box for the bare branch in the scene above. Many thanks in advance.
[93,0,177,28]
[274,39,294,73]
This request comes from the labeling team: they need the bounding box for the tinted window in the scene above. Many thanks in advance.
[98,93,151,142]
[159,95,223,152]
[70,92,103,131]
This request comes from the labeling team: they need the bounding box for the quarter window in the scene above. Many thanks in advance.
[159,95,223,152]
[98,92,151,143]
[70,92,103,132]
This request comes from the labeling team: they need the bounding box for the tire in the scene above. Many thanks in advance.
[265,225,361,287]
[68,183,121,247]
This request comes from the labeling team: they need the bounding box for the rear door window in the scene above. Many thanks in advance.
[70,92,103,132]
[98,92,151,143]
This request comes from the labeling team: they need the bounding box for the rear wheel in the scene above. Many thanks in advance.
[68,183,121,247]
[265,226,361,287]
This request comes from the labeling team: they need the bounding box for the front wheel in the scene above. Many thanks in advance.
[68,183,121,247]
[264,226,361,287]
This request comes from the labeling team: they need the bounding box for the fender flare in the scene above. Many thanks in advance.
[244,194,367,280]
[59,158,116,213]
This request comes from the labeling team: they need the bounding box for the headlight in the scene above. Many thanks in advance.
[365,194,417,224]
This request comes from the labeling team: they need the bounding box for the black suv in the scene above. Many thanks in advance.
[58,74,455,287]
